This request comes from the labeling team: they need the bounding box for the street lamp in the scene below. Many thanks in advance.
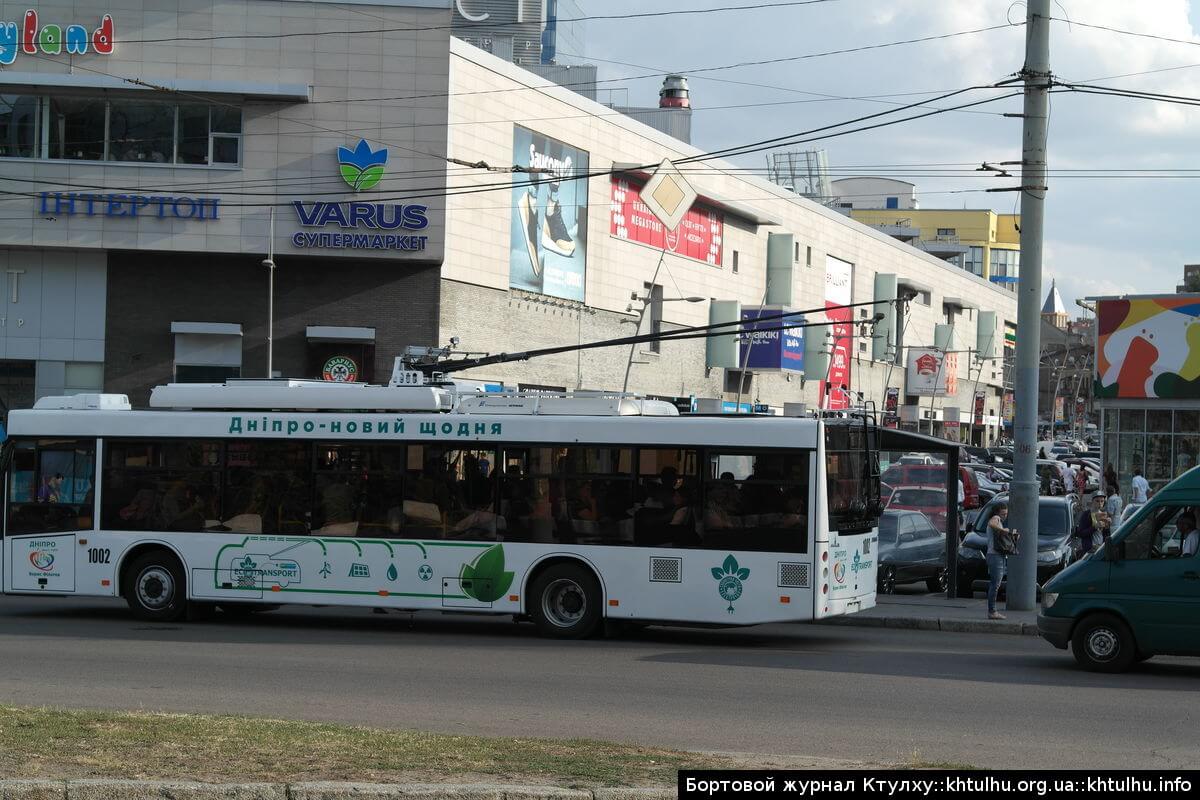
[622,292,705,392]
[263,208,276,379]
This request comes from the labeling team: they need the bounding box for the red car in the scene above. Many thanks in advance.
[886,485,950,533]
[881,463,980,509]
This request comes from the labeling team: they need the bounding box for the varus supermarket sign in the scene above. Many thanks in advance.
[290,139,430,252]
[290,201,429,252]
[0,10,115,66]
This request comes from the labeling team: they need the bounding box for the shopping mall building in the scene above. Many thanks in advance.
[0,0,1019,442]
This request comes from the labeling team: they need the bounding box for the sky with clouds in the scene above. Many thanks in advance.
[569,0,1200,312]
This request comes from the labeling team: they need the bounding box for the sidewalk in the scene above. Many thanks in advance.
[818,592,1041,636]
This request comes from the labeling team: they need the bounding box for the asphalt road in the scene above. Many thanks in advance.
[2,595,1198,769]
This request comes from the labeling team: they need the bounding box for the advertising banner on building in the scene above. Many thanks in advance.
[974,390,986,425]
[885,387,899,414]
[944,406,961,432]
[1055,395,1065,423]
[738,307,804,372]
[510,126,589,301]
[1095,296,1200,398]
[609,176,723,265]
[822,256,854,409]
[1003,391,1015,424]
[906,348,958,397]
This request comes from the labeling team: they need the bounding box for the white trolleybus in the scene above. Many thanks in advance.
[0,378,882,638]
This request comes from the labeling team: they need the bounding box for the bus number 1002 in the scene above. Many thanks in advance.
[87,548,111,564]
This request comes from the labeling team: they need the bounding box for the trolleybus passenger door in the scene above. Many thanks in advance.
[4,438,95,594]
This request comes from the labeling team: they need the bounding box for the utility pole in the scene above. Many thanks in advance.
[1009,0,1052,611]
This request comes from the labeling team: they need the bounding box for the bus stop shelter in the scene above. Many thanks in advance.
[876,427,964,598]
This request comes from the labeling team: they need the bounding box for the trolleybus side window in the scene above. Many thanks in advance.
[404,446,500,540]
[7,438,96,534]
[101,440,220,532]
[501,446,634,545]
[702,451,809,553]
[226,441,310,535]
[312,443,404,537]
[632,448,700,548]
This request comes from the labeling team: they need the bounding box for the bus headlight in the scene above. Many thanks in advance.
[1041,592,1058,609]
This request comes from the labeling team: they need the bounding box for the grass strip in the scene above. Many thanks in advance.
[0,705,731,787]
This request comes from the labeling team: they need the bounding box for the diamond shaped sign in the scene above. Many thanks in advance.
[639,159,697,232]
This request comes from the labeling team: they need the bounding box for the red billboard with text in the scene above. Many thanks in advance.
[822,256,854,409]
[610,176,723,265]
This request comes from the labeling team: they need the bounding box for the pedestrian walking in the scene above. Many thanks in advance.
[1104,485,1123,528]
[1074,494,1104,555]
[985,502,1019,620]
[1131,467,1151,504]
[1105,463,1118,495]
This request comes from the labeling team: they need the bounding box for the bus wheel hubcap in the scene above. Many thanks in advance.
[1087,628,1117,660]
[543,579,586,627]
[138,568,175,609]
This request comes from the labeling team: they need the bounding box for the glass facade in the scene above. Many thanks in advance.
[990,248,1020,292]
[0,94,242,165]
[1102,408,1200,496]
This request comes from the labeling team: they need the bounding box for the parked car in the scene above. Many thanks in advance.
[876,509,948,594]
[957,494,1077,596]
[895,453,939,466]
[1036,459,1070,495]
[1038,472,1200,672]
[887,485,950,533]
[881,463,981,509]
[962,446,994,464]
[962,463,1008,494]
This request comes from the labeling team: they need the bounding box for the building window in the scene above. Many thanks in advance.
[0,95,41,158]
[2,95,242,166]
[806,246,813,268]
[990,248,1020,289]
[109,99,175,163]
[724,370,752,395]
[794,242,800,262]
[47,96,107,160]
[886,197,899,209]
[937,228,956,237]
[645,282,664,354]
[172,323,243,383]
[732,250,739,273]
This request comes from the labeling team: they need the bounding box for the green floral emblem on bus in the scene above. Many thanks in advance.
[712,555,750,614]
[459,545,514,603]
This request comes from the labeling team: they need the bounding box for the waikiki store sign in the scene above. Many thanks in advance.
[0,10,115,65]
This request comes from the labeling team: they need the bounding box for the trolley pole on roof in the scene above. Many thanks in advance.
[1008,0,1052,611]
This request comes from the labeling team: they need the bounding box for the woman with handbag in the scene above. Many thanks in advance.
[985,502,1020,620]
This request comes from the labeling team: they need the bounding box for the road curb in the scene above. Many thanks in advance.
[819,615,1039,636]
[0,782,674,800]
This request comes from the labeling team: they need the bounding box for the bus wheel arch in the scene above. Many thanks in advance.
[523,556,604,639]
[119,544,188,623]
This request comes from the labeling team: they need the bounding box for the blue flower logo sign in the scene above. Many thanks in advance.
[712,554,750,614]
[337,139,388,191]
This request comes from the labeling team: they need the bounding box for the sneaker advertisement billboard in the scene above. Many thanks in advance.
[510,126,589,301]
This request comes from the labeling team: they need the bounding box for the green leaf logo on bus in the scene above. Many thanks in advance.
[712,554,750,614]
[459,545,514,603]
